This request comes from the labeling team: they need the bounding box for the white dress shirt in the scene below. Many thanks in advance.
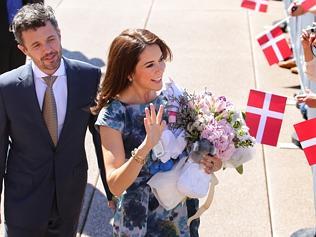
[32,59,68,138]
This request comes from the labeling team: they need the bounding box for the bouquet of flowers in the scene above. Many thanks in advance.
[172,90,256,172]
[147,78,255,213]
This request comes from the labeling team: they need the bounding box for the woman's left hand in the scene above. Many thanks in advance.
[200,155,222,174]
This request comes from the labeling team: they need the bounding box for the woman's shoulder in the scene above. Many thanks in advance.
[99,99,127,116]
[106,99,126,109]
[96,99,126,131]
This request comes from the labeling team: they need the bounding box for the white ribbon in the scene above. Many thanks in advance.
[246,93,284,143]
[187,173,219,226]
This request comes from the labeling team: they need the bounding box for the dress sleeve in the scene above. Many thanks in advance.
[95,100,126,132]
[304,57,316,82]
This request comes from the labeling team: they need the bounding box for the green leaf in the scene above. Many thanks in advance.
[236,165,243,174]
[242,111,246,120]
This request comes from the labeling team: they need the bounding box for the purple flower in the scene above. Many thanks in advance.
[200,119,236,161]
[165,83,255,163]
[197,94,214,115]
[214,96,234,113]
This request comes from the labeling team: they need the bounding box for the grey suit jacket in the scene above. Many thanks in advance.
[0,57,101,228]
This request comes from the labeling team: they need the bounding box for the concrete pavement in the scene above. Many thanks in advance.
[2,0,315,236]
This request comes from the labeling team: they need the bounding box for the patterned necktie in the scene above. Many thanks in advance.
[42,76,58,146]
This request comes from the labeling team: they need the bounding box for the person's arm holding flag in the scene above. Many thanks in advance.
[288,0,316,16]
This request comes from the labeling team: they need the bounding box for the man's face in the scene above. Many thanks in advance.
[18,21,62,75]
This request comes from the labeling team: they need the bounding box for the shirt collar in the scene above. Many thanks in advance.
[32,59,66,79]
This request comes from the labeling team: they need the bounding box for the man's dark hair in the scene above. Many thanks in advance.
[11,3,59,45]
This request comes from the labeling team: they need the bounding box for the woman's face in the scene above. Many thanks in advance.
[131,44,166,92]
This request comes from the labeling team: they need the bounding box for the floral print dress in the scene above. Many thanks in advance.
[95,95,190,237]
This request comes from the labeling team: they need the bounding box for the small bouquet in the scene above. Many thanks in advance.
[147,78,255,213]
[171,89,256,199]
[173,90,256,173]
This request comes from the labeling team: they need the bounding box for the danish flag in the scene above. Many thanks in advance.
[294,118,316,165]
[241,0,269,12]
[257,26,292,65]
[301,0,316,12]
[246,90,287,146]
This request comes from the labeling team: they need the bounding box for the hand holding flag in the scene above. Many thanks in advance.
[289,0,316,16]
[295,89,316,108]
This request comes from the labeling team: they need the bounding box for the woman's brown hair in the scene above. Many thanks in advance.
[92,29,172,114]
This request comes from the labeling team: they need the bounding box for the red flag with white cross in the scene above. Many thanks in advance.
[241,0,269,12]
[294,118,316,165]
[246,89,287,146]
[257,26,292,65]
[301,0,316,12]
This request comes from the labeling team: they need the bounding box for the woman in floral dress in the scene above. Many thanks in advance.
[94,29,222,236]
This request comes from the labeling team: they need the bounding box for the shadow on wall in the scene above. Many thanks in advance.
[78,183,113,237]
[62,48,106,68]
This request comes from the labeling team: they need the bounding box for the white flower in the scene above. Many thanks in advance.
[223,146,256,168]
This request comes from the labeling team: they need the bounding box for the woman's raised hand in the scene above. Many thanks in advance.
[301,29,316,49]
[143,104,166,149]
[301,29,311,50]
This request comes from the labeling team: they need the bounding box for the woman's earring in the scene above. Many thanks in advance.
[128,76,133,82]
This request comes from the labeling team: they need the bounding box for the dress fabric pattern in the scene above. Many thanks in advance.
[95,95,190,237]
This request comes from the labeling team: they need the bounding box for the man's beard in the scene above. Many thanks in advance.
[41,50,62,71]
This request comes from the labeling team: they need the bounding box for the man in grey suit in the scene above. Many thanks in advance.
[0,3,109,236]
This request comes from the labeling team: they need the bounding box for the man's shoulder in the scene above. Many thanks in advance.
[64,57,101,72]
[0,64,30,87]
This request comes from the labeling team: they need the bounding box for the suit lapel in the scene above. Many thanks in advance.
[18,63,55,147]
[57,58,76,147]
